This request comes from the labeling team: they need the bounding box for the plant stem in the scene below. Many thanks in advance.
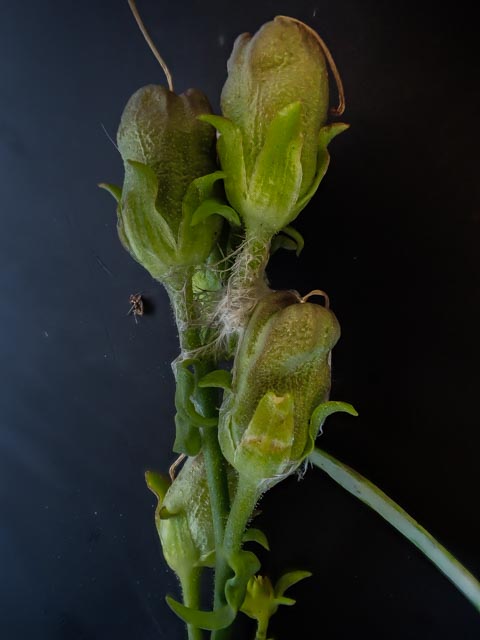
[223,474,259,556]
[309,447,480,613]
[211,475,261,640]
[180,568,203,640]
[166,270,231,623]
[217,229,271,336]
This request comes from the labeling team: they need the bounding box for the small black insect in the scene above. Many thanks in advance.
[127,293,144,323]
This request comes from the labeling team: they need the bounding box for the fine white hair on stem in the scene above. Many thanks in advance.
[211,234,270,344]
[128,0,174,92]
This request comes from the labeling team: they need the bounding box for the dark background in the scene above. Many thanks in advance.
[1,0,479,638]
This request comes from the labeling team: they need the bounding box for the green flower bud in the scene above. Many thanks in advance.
[103,85,223,281]
[201,16,349,237]
[146,454,215,580]
[219,291,356,485]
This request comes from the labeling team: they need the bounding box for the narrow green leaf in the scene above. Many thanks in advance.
[247,101,303,230]
[293,122,350,217]
[243,528,270,551]
[98,182,122,203]
[191,198,241,227]
[198,115,248,215]
[270,234,298,255]
[274,596,296,606]
[166,596,235,631]
[198,369,233,391]
[310,401,358,437]
[274,570,312,598]
[173,410,202,456]
[281,225,304,256]
[144,470,170,503]
[309,447,480,613]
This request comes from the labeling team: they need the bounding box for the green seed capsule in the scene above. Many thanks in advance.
[201,16,348,237]
[218,291,355,486]
[104,85,223,282]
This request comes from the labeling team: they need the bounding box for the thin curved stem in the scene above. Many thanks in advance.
[309,447,480,613]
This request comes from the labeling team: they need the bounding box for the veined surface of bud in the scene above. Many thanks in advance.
[218,291,355,485]
[201,16,348,237]
[146,454,215,579]
[105,85,223,281]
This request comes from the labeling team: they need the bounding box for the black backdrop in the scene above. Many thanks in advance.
[1,1,479,638]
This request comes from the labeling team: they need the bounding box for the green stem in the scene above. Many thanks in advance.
[166,271,231,624]
[309,447,480,613]
[255,617,269,640]
[220,229,272,335]
[223,474,260,556]
[180,568,204,640]
[212,475,261,640]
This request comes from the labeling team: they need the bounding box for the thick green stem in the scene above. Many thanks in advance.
[212,475,261,640]
[180,568,203,640]
[219,229,272,336]
[309,447,480,613]
[166,270,231,624]
[223,474,260,557]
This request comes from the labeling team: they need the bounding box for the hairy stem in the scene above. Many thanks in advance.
[180,568,203,640]
[309,447,480,613]
[212,475,261,640]
[216,229,272,338]
[166,270,231,622]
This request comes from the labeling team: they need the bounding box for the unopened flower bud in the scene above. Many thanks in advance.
[201,16,348,237]
[146,454,215,580]
[102,85,223,282]
[219,291,356,485]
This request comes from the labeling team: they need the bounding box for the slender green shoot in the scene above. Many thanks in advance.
[309,447,480,613]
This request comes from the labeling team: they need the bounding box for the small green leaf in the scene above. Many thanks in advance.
[198,114,248,216]
[310,401,358,437]
[247,101,303,233]
[191,197,241,227]
[242,528,270,551]
[166,549,260,630]
[173,410,202,456]
[274,570,312,599]
[175,362,218,429]
[271,234,298,255]
[198,369,232,391]
[98,182,122,202]
[293,122,350,218]
[274,596,296,606]
[145,470,170,503]
[166,597,235,631]
[281,225,304,256]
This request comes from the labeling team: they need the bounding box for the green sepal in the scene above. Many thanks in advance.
[246,101,303,233]
[166,549,260,630]
[243,528,270,551]
[270,225,304,256]
[173,409,202,456]
[225,549,262,615]
[232,391,295,481]
[274,596,296,606]
[274,570,312,598]
[281,225,304,256]
[198,369,232,391]
[198,114,247,216]
[145,470,170,504]
[158,505,177,520]
[175,361,218,428]
[166,597,235,631]
[302,401,358,459]
[270,234,298,255]
[191,197,241,227]
[98,182,122,203]
[292,122,350,218]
